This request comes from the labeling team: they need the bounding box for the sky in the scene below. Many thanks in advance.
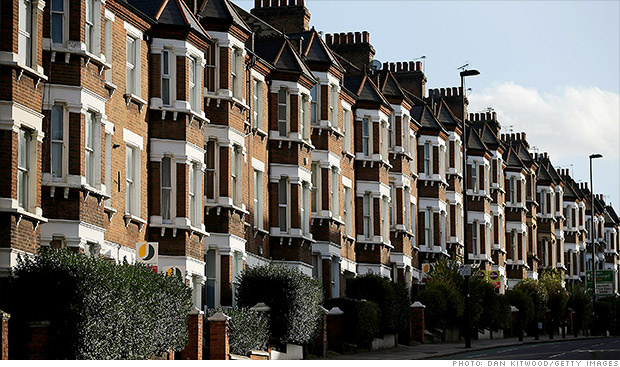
[237,0,620,210]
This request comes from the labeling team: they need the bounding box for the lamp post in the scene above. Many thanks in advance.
[589,153,602,333]
[460,68,480,348]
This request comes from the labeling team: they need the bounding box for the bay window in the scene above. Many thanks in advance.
[161,50,171,106]
[278,89,288,136]
[85,0,95,53]
[51,0,65,44]
[17,128,32,210]
[311,163,320,212]
[310,85,318,125]
[363,193,372,239]
[84,111,98,187]
[161,157,172,223]
[51,105,64,179]
[362,117,370,156]
[278,178,288,232]
[331,169,339,217]
[18,0,34,67]
[253,170,263,229]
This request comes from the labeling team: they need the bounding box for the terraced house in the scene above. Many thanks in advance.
[1,0,619,310]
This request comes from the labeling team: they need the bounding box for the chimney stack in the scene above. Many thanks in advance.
[251,0,311,34]
[324,30,375,74]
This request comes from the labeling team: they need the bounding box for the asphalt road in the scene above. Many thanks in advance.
[433,337,620,360]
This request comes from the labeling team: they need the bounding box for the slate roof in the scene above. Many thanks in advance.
[253,36,315,82]
[503,147,525,169]
[475,122,501,151]
[127,0,209,38]
[198,0,251,33]
[605,205,620,225]
[435,100,461,129]
[343,74,391,109]
[410,104,446,133]
[287,30,345,72]
[466,126,487,152]
[230,2,280,39]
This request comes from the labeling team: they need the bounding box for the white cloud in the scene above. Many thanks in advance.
[469,82,620,209]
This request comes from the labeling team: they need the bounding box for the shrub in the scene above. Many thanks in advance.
[7,249,192,359]
[206,307,269,356]
[506,289,534,331]
[426,279,463,329]
[567,283,592,335]
[540,271,569,333]
[345,274,409,334]
[514,278,548,333]
[323,298,380,345]
[417,288,447,331]
[235,264,323,345]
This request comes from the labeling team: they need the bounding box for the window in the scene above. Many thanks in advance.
[381,197,388,240]
[161,157,172,223]
[311,163,320,212]
[300,95,309,140]
[509,177,516,203]
[539,191,545,214]
[51,0,65,44]
[104,18,113,82]
[302,183,310,235]
[409,132,415,173]
[471,162,478,193]
[381,121,388,159]
[278,89,288,136]
[331,169,339,217]
[205,42,218,93]
[231,251,243,307]
[404,187,411,230]
[344,187,352,236]
[389,184,396,227]
[126,36,138,95]
[362,117,370,156]
[331,258,340,298]
[51,105,64,179]
[425,208,433,247]
[310,85,318,125]
[253,80,263,130]
[161,50,172,106]
[189,56,199,112]
[17,128,32,210]
[104,133,111,203]
[363,193,372,239]
[329,85,337,123]
[439,145,445,179]
[440,212,446,250]
[541,238,547,267]
[278,178,288,232]
[18,0,34,67]
[205,249,218,308]
[84,111,97,187]
[472,221,478,255]
[189,163,200,227]
[231,146,241,206]
[253,170,263,229]
[231,48,240,98]
[125,145,139,216]
[312,253,321,280]
[424,142,431,175]
[343,109,351,152]
[205,140,217,200]
[402,116,409,152]
[511,230,518,261]
[85,0,96,53]
[410,202,416,239]
[388,113,394,149]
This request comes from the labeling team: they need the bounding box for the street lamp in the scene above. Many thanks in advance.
[460,68,480,349]
[589,153,602,333]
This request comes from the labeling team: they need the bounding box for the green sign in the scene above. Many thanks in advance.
[586,270,615,296]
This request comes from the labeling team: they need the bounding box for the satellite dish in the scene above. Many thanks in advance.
[371,59,382,71]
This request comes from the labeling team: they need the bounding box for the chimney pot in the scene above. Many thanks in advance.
[440,88,445,97]
[339,32,346,43]
[347,32,354,44]
[389,63,395,72]
[397,62,403,72]
[486,112,491,120]
[522,132,527,141]
[300,0,305,6]
[500,134,505,141]
[409,61,415,71]
[446,88,452,97]
[492,112,497,120]
[415,61,422,71]
[355,32,361,43]
[255,0,261,8]
[403,62,409,72]
[458,86,463,96]
[326,34,332,45]
[362,31,369,43]
[585,183,588,190]
[511,133,516,140]
[383,62,389,71]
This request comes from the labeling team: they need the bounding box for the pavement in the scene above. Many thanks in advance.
[326,335,610,360]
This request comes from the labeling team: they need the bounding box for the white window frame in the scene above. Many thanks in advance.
[388,113,394,149]
[381,120,388,160]
[404,187,411,231]
[329,84,338,124]
[509,177,516,204]
[126,35,139,95]
[161,49,172,106]
[278,177,289,233]
[104,15,113,82]
[104,132,111,204]
[205,248,220,308]
[402,115,409,152]
[425,208,433,248]
[85,0,96,53]
[188,55,200,112]
[471,162,478,193]
[331,168,339,217]
[161,156,173,224]
[125,144,140,216]
[205,41,219,93]
[84,110,100,188]
[50,104,66,180]
[472,220,479,255]
[205,139,218,201]
[278,89,289,137]
[363,193,372,239]
[311,163,321,213]
[302,182,310,235]
[424,142,431,175]
[188,161,201,227]
[362,117,371,156]
[253,169,263,229]
[17,127,32,210]
[51,0,67,45]
[310,84,319,125]
[343,108,351,153]
[511,229,518,261]
[18,0,35,67]
[230,145,242,206]
[230,47,241,98]
[389,183,396,227]
[410,202,416,241]
[300,94,309,141]
[382,197,389,241]
[253,79,263,131]
[344,186,352,236]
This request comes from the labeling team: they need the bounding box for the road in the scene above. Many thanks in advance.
[433,337,620,360]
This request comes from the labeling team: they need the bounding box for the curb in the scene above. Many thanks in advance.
[419,336,610,360]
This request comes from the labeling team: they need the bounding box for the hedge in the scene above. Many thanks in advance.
[323,298,380,345]
[345,274,410,334]
[7,249,192,359]
[206,307,269,356]
[506,289,534,331]
[235,264,323,345]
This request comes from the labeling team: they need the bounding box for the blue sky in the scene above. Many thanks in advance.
[238,0,620,210]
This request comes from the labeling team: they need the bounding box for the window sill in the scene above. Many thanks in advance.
[104,205,117,222]
[252,226,269,239]
[311,121,344,139]
[418,245,449,256]
[123,213,146,232]
[343,234,356,243]
[356,236,393,249]
[149,222,209,238]
[252,127,268,140]
[354,154,393,169]
[124,93,147,112]
[104,80,117,97]
[268,132,315,151]
[394,227,415,238]
[342,151,355,161]
[43,39,111,73]
[311,214,344,228]
[0,206,47,229]
[154,105,209,126]
[204,93,249,111]
[205,201,249,217]
[0,53,48,87]
[269,228,315,245]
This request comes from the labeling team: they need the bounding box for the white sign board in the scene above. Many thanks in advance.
[459,264,472,276]
[136,242,159,271]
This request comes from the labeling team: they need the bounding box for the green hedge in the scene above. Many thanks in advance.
[345,274,410,334]
[235,264,323,345]
[417,288,447,331]
[206,307,269,356]
[323,298,380,345]
[506,289,534,331]
[7,249,192,359]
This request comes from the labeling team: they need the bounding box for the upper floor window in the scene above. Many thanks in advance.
[84,111,98,187]
[205,140,217,201]
[125,144,140,216]
[205,42,218,93]
[85,0,96,53]
[471,162,478,193]
[389,184,396,227]
[231,48,241,98]
[310,85,318,125]
[362,117,371,156]
[188,56,200,112]
[253,170,263,229]
[189,162,201,227]
[161,50,172,106]
[17,128,32,210]
[509,177,516,203]
[278,89,288,137]
[311,163,320,213]
[51,0,65,44]
[382,197,389,241]
[331,168,339,217]
[18,0,34,67]
[126,35,139,95]
[343,187,352,236]
[161,156,172,223]
[424,208,433,247]
[104,17,113,82]
[404,187,411,230]
[278,178,289,232]
[253,80,263,130]
[381,121,388,159]
[301,182,310,235]
[300,94,309,140]
[343,109,351,153]
[388,113,394,149]
[329,84,338,124]
[363,193,372,239]
[424,142,431,175]
[402,116,409,152]
[230,146,242,206]
[511,230,518,261]
[472,221,479,255]
[51,104,65,179]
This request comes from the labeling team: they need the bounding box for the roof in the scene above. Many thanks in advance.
[605,205,620,225]
[411,104,446,133]
[475,122,501,151]
[503,147,526,170]
[198,0,251,33]
[230,2,281,38]
[127,0,209,38]
[287,29,345,73]
[466,126,487,152]
[435,99,461,129]
[254,36,316,82]
[343,74,391,109]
